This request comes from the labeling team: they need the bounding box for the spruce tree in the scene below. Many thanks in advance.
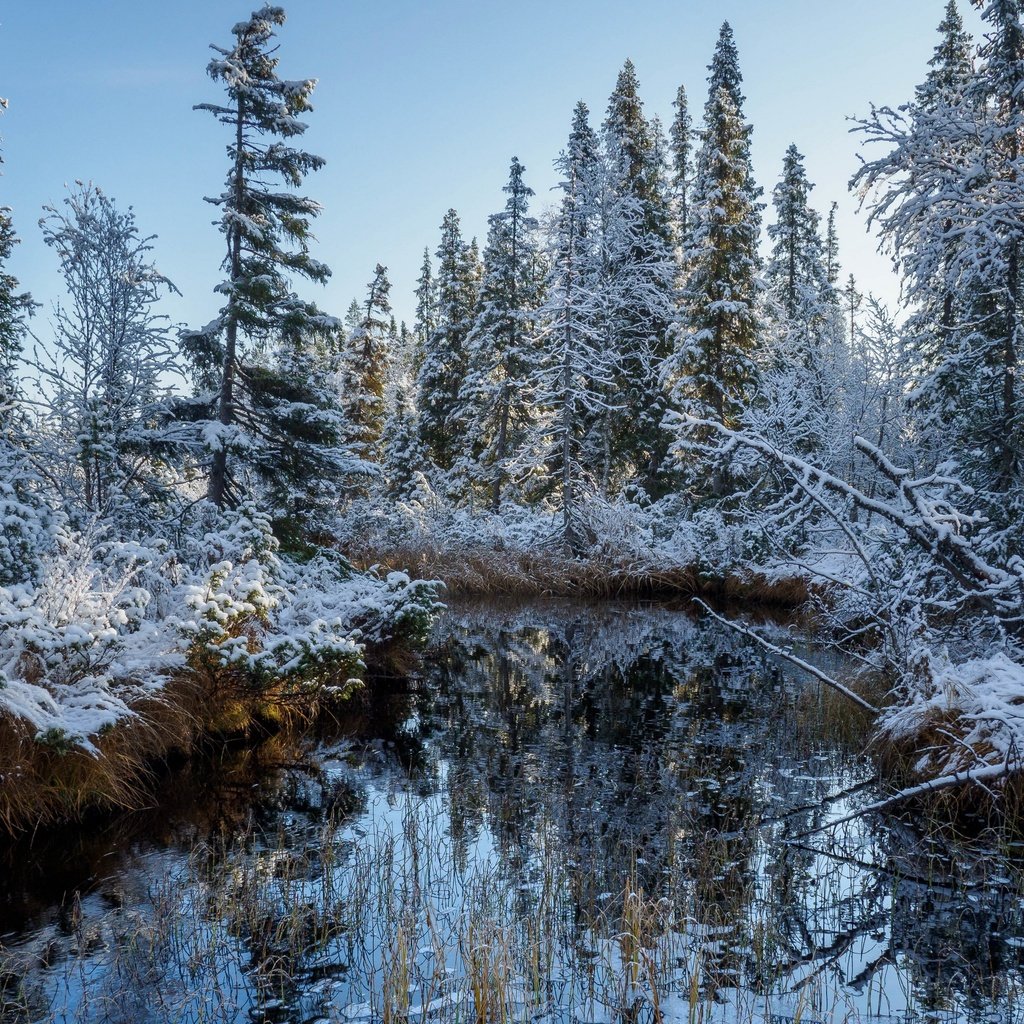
[381,380,429,503]
[765,147,834,331]
[824,202,841,286]
[672,23,763,442]
[762,146,843,454]
[0,97,50,588]
[853,0,1023,499]
[532,102,608,548]
[457,157,544,510]
[185,5,345,515]
[917,0,975,109]
[412,247,436,374]
[339,263,392,464]
[601,61,675,494]
[670,84,693,254]
[0,99,33,419]
[416,209,477,474]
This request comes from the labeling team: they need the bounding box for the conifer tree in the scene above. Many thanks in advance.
[344,299,362,336]
[0,98,50,588]
[672,23,763,445]
[416,209,477,473]
[853,0,1023,498]
[765,147,834,332]
[339,263,392,463]
[0,100,33,419]
[917,0,975,108]
[670,84,693,253]
[762,146,843,454]
[457,158,544,510]
[533,102,610,548]
[824,202,841,286]
[381,380,429,503]
[185,5,345,515]
[601,61,675,493]
[412,248,436,374]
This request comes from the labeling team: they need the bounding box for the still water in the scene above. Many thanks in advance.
[2,601,1023,1023]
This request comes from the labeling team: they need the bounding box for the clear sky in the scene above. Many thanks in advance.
[0,1,984,337]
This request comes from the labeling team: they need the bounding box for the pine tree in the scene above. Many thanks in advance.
[853,0,1023,498]
[457,157,544,510]
[185,6,345,515]
[344,299,362,336]
[412,247,436,374]
[0,97,51,587]
[0,98,34,419]
[824,202,841,286]
[416,209,477,473]
[762,146,844,455]
[765,147,834,332]
[917,0,975,109]
[672,23,763,445]
[381,379,429,503]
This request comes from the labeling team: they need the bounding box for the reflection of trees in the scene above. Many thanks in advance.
[417,606,790,974]
[414,603,1024,1016]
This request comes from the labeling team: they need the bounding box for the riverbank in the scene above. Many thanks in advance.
[0,622,432,837]
[348,542,813,606]
[0,505,441,837]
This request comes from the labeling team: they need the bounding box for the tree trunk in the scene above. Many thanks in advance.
[208,96,245,509]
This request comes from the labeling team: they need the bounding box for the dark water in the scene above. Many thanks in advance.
[2,601,1023,1023]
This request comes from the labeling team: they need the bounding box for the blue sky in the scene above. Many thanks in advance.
[1,1,983,335]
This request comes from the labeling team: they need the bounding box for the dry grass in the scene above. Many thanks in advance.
[349,543,811,608]
[0,640,408,837]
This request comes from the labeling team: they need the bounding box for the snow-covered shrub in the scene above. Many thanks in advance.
[0,526,185,751]
[180,502,441,694]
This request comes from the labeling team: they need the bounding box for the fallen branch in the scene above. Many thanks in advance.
[693,599,879,714]
[788,758,1017,840]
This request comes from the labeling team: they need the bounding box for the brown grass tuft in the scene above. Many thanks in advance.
[347,543,811,608]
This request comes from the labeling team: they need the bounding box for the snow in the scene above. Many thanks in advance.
[0,504,439,751]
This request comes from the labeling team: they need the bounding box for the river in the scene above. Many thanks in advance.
[1,601,1022,1023]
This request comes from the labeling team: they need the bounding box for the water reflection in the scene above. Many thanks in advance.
[2,601,1023,1024]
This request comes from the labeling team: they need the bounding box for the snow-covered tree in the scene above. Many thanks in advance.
[824,202,841,287]
[852,0,1024,503]
[669,83,693,257]
[0,210,32,418]
[416,208,478,474]
[601,61,676,493]
[381,378,429,504]
[670,21,763,493]
[456,157,545,509]
[0,98,35,421]
[185,5,345,515]
[36,183,180,524]
[742,149,844,470]
[339,263,391,464]
[412,247,436,374]
[761,147,844,447]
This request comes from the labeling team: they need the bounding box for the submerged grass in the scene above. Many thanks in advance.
[0,796,874,1024]
[6,783,1018,1024]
